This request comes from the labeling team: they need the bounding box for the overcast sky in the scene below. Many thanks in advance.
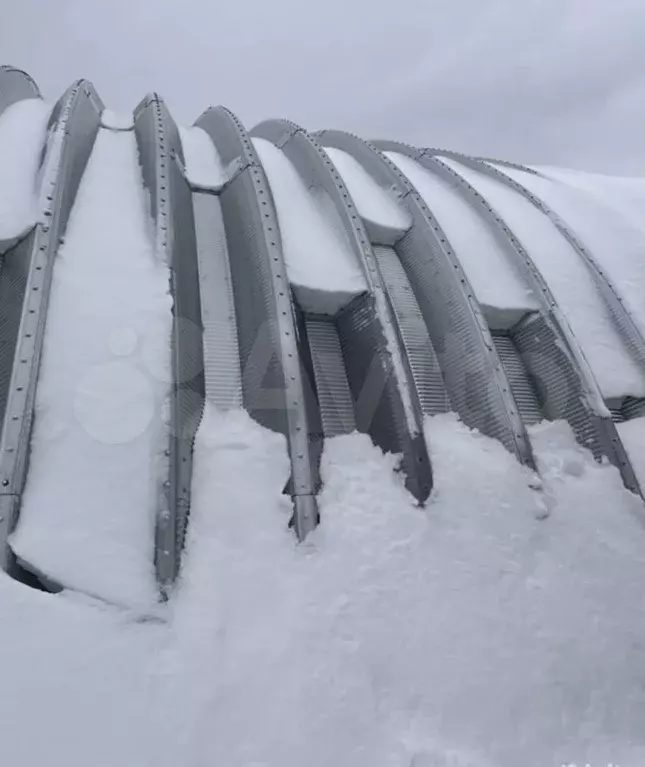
[2,0,645,173]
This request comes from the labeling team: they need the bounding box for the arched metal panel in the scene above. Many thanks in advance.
[0,81,103,573]
[252,119,433,504]
[417,153,642,497]
[195,107,320,539]
[427,150,645,375]
[133,94,206,590]
[0,66,41,118]
[318,130,535,469]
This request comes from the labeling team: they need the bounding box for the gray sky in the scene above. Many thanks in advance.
[2,0,645,173]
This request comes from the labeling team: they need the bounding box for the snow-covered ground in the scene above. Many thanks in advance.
[11,128,172,609]
[1,409,645,767]
[0,97,51,248]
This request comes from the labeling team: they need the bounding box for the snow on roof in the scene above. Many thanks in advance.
[0,98,51,250]
[253,136,367,315]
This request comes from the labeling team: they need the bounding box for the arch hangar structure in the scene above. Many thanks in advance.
[1,65,644,595]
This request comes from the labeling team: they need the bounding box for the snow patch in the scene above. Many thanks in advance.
[386,151,538,327]
[11,128,172,609]
[179,125,225,189]
[443,157,645,400]
[253,136,367,315]
[0,97,51,248]
[504,164,645,340]
[324,145,411,238]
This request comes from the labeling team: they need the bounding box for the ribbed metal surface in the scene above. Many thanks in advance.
[134,95,206,589]
[512,312,641,496]
[491,332,542,425]
[373,244,449,416]
[304,316,355,436]
[0,66,41,118]
[252,119,433,503]
[623,397,645,421]
[337,292,433,501]
[0,81,103,572]
[196,107,321,540]
[319,130,535,468]
[193,192,242,410]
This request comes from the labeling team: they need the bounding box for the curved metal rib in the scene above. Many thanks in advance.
[318,130,535,469]
[426,150,645,375]
[416,152,643,497]
[133,94,206,590]
[0,66,41,117]
[0,80,104,573]
[195,107,320,539]
[252,119,433,503]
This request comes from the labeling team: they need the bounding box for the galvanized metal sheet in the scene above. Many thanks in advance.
[196,107,321,539]
[193,192,242,410]
[133,94,206,589]
[304,316,355,437]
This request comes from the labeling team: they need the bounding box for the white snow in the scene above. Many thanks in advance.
[442,158,645,401]
[386,152,538,329]
[536,165,645,235]
[2,408,645,766]
[617,417,645,491]
[253,136,367,315]
[100,108,134,130]
[179,125,225,189]
[501,164,645,339]
[324,145,411,234]
[0,97,51,249]
[11,128,172,609]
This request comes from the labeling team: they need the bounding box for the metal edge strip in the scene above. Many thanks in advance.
[133,94,206,591]
[195,106,320,539]
[0,80,104,571]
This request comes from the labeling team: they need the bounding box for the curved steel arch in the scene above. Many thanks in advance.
[0,66,41,118]
[426,150,645,375]
[195,107,321,540]
[0,80,104,575]
[318,130,535,470]
[415,152,642,497]
[252,118,433,503]
[133,94,206,590]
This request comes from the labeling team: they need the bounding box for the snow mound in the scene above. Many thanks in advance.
[2,411,645,765]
